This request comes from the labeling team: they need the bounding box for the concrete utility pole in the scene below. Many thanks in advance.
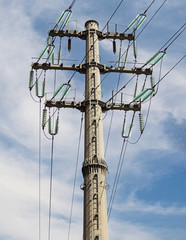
[82,20,108,240]
[32,19,152,240]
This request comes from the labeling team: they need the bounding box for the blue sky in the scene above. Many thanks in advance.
[0,0,186,240]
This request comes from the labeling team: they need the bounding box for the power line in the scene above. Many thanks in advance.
[48,135,55,240]
[136,0,167,40]
[38,98,42,240]
[107,138,129,220]
[67,113,84,240]
[154,54,186,87]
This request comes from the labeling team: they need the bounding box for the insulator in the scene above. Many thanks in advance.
[47,36,51,45]
[29,70,34,90]
[121,114,126,137]
[53,84,65,99]
[48,117,52,135]
[139,113,144,133]
[146,52,160,65]
[55,115,59,135]
[35,80,39,97]
[136,15,146,29]
[128,122,133,137]
[56,11,65,25]
[153,52,166,65]
[48,45,55,59]
[118,50,121,67]
[133,80,138,98]
[123,50,128,68]
[64,11,72,26]
[141,76,147,92]
[142,89,154,102]
[58,47,61,65]
[42,108,47,130]
[61,84,71,100]
[150,76,155,89]
[68,38,71,52]
[128,14,140,29]
[133,88,148,101]
[39,45,49,60]
[52,53,55,64]
[42,80,45,98]
[113,40,116,54]
[133,40,137,59]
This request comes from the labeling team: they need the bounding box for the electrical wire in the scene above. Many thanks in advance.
[65,0,126,86]
[104,73,122,158]
[154,54,186,87]
[106,74,136,103]
[67,113,84,240]
[48,135,55,240]
[38,98,42,240]
[92,0,166,98]
[136,0,167,40]
[107,138,129,220]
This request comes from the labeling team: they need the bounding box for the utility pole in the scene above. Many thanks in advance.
[32,19,152,240]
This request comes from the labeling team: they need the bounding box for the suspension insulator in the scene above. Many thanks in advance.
[58,47,61,65]
[133,80,138,98]
[35,80,39,97]
[55,115,59,135]
[47,36,51,45]
[128,122,133,137]
[121,113,126,138]
[52,53,55,64]
[150,76,155,89]
[48,117,52,135]
[53,84,65,99]
[133,88,148,101]
[128,14,146,30]
[113,40,116,54]
[136,14,146,29]
[29,70,34,90]
[118,50,121,67]
[61,84,71,100]
[153,51,166,65]
[42,108,47,130]
[39,45,49,60]
[141,76,147,92]
[123,49,128,68]
[64,11,72,26]
[42,80,45,98]
[68,38,71,52]
[139,113,144,133]
[56,11,65,25]
[128,14,140,29]
[133,40,137,59]
[146,51,166,66]
[48,45,55,59]
[142,89,154,102]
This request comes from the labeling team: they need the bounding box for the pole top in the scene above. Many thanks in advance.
[85,20,99,29]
